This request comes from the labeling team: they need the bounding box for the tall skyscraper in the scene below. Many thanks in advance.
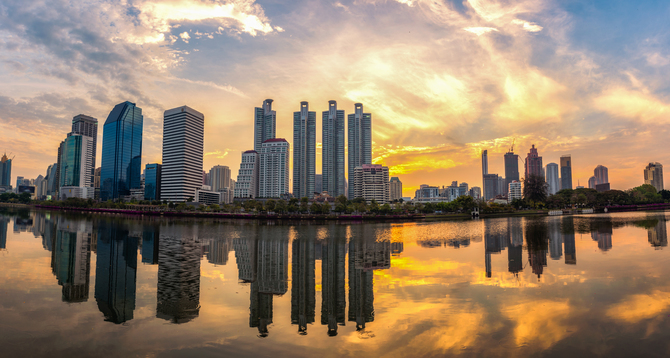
[545,163,559,195]
[504,151,519,189]
[258,139,290,198]
[560,155,572,190]
[588,176,597,189]
[59,134,94,190]
[0,153,12,189]
[291,234,315,334]
[315,174,323,194]
[482,150,489,199]
[322,100,346,197]
[71,114,98,186]
[100,101,143,201]
[483,173,498,201]
[644,162,664,192]
[161,106,204,202]
[594,165,609,185]
[524,144,543,178]
[293,101,316,198]
[209,165,231,192]
[353,164,390,203]
[234,150,259,198]
[53,221,92,302]
[347,103,372,198]
[254,99,276,152]
[321,227,346,336]
[144,163,162,201]
[389,177,402,202]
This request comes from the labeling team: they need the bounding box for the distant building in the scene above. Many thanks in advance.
[497,176,506,198]
[144,164,162,201]
[483,174,499,201]
[258,139,290,198]
[347,103,372,199]
[209,165,231,192]
[504,151,519,190]
[45,163,58,197]
[161,106,204,203]
[314,174,322,194]
[1,153,12,189]
[482,150,488,198]
[595,183,611,192]
[389,177,402,202]
[353,164,389,203]
[254,99,276,152]
[71,114,98,187]
[594,165,609,185]
[469,186,481,200]
[195,186,222,205]
[293,101,316,199]
[560,155,572,190]
[524,144,543,178]
[415,184,439,199]
[508,181,522,203]
[644,162,664,192]
[322,100,346,197]
[234,150,259,199]
[588,176,597,189]
[545,163,559,195]
[100,101,143,201]
[59,134,94,199]
[459,182,469,197]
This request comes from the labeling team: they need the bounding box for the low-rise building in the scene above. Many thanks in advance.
[353,164,390,203]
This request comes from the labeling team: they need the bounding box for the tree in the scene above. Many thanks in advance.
[336,195,348,206]
[186,196,194,202]
[523,174,548,204]
[265,199,276,213]
[275,199,287,213]
[660,190,670,201]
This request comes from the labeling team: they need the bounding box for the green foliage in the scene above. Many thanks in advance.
[523,174,548,205]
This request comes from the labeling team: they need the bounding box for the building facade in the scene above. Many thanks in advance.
[508,181,522,203]
[504,151,519,190]
[322,100,346,197]
[100,101,143,201]
[389,177,402,202]
[293,101,316,198]
[546,163,559,195]
[347,103,372,198]
[0,153,11,189]
[258,139,290,198]
[353,164,389,203]
[71,114,98,187]
[588,176,597,189]
[254,99,276,152]
[161,106,204,203]
[209,165,231,192]
[59,134,94,196]
[483,174,499,201]
[644,162,664,192]
[594,165,609,185]
[560,155,572,190]
[524,144,543,178]
[235,150,259,199]
[144,163,162,201]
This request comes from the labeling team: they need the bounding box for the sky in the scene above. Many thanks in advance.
[1,0,670,197]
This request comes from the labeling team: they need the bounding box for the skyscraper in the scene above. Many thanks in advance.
[209,165,231,192]
[293,101,316,198]
[482,150,489,199]
[0,153,12,189]
[254,99,276,152]
[258,139,290,198]
[524,145,543,178]
[545,163,559,195]
[644,162,664,192]
[594,165,609,185]
[161,106,204,203]
[321,227,346,336]
[353,164,390,203]
[144,163,162,201]
[100,102,143,201]
[347,103,372,198]
[71,114,98,186]
[483,173,498,201]
[504,151,519,189]
[234,150,259,198]
[322,100,346,197]
[588,176,597,189]
[59,134,94,190]
[389,177,402,202]
[291,234,315,334]
[560,155,572,190]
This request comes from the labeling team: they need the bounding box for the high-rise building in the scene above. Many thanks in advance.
[469,186,481,200]
[497,176,506,197]
[560,155,572,190]
[291,235,315,334]
[258,139,290,198]
[594,165,609,185]
[315,174,323,194]
[458,182,469,197]
[254,99,276,152]
[545,163,559,195]
[59,134,94,198]
[100,102,143,201]
[71,114,98,186]
[347,103,372,198]
[483,173,498,201]
[353,164,389,203]
[144,163,162,201]
[161,106,204,203]
[389,177,402,202]
[504,151,519,190]
[524,144,543,178]
[209,165,231,192]
[482,150,488,198]
[508,180,522,203]
[322,100,346,197]
[1,153,12,189]
[644,162,664,192]
[321,229,346,336]
[293,101,316,198]
[588,176,597,189]
[45,163,57,197]
[234,150,259,198]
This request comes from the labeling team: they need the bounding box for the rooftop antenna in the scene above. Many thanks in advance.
[509,138,515,153]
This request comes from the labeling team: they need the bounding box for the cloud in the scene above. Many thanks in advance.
[180,31,191,43]
[511,19,543,32]
[464,27,499,36]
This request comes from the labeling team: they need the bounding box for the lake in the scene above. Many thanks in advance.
[1,208,669,357]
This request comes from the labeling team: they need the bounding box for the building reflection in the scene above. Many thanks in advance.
[52,218,92,302]
[591,220,613,252]
[484,221,506,278]
[156,224,201,324]
[95,220,138,324]
[525,219,548,279]
[141,224,159,265]
[507,218,523,275]
[321,226,347,336]
[647,218,668,249]
[548,218,563,260]
[562,216,576,265]
[291,227,316,335]
[0,216,8,250]
[206,238,232,266]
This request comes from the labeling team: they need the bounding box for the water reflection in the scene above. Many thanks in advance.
[321,226,347,336]
[52,218,92,302]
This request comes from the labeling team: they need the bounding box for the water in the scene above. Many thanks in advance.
[1,208,670,357]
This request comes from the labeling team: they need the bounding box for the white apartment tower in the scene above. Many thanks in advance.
[347,103,372,198]
[322,100,346,197]
[353,164,390,203]
[292,101,316,198]
[258,139,290,198]
[161,106,204,202]
[234,150,259,198]
[254,99,276,152]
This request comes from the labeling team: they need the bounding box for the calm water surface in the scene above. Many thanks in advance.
[1,208,670,357]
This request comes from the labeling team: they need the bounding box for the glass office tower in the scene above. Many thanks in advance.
[144,163,162,201]
[100,102,143,201]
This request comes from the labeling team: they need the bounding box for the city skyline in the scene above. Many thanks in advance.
[2,1,670,196]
